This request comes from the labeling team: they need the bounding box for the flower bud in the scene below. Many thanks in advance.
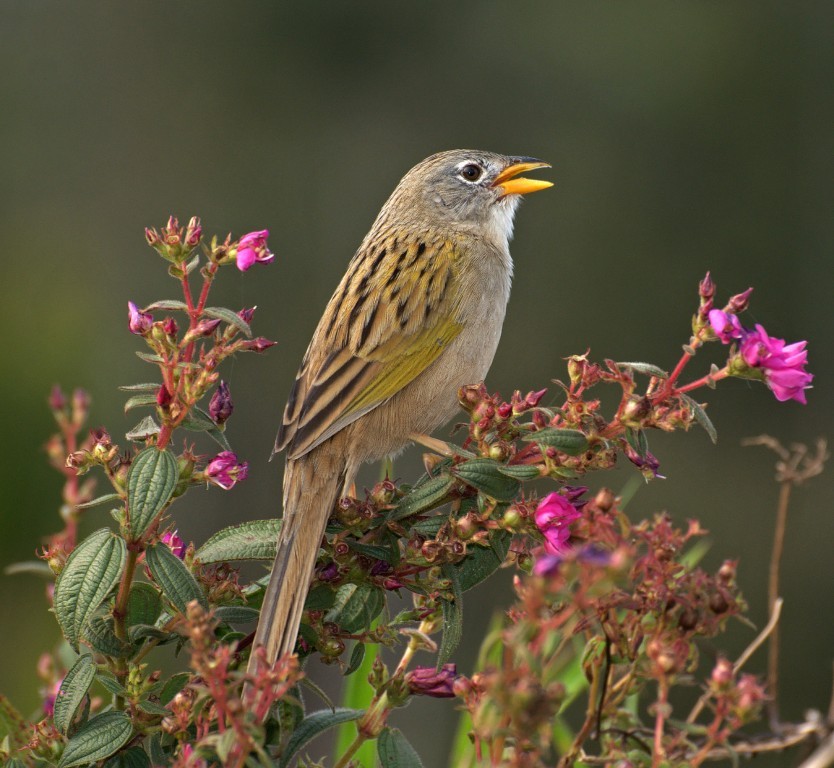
[241,337,277,352]
[710,657,734,687]
[144,227,160,247]
[156,385,173,408]
[203,451,248,490]
[238,306,256,324]
[128,301,153,335]
[48,385,67,413]
[184,216,202,248]
[208,381,234,425]
[698,271,715,300]
[728,287,753,313]
[162,317,178,337]
[406,664,457,698]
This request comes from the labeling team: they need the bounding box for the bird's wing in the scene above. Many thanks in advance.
[276,235,462,460]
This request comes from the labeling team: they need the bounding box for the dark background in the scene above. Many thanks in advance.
[1,3,832,765]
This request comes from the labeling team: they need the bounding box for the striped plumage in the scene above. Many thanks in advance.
[251,150,551,670]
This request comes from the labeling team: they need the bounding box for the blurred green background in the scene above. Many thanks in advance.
[2,1,832,764]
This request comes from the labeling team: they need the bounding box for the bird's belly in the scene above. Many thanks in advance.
[346,304,506,463]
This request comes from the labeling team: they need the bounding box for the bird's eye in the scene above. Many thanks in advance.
[459,163,483,182]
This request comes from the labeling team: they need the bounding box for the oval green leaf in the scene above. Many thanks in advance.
[126,582,162,627]
[325,583,384,634]
[454,529,512,593]
[278,708,364,768]
[53,654,96,734]
[438,564,463,667]
[126,447,178,540]
[54,529,126,650]
[389,475,454,521]
[103,746,151,768]
[145,543,207,614]
[85,615,131,658]
[58,710,133,768]
[452,458,521,501]
[203,306,252,337]
[378,727,425,768]
[523,427,589,456]
[196,519,281,563]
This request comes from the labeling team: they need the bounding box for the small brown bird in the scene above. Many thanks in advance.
[250,150,551,669]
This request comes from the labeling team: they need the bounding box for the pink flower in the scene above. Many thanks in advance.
[708,309,743,344]
[205,451,249,490]
[739,324,813,403]
[161,529,186,559]
[534,492,582,556]
[128,301,153,335]
[406,664,457,698]
[235,229,274,271]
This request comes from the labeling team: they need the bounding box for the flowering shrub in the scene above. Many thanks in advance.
[0,219,827,768]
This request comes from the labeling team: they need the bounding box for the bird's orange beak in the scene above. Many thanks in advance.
[492,160,552,198]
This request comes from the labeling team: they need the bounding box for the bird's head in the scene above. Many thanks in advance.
[380,150,552,244]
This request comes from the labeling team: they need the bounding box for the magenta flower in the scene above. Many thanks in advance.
[406,664,457,698]
[209,380,234,425]
[205,451,249,490]
[127,301,153,335]
[235,229,274,271]
[534,492,583,556]
[708,309,743,344]
[739,324,813,403]
[161,529,186,559]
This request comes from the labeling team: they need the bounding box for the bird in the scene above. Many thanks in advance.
[250,149,552,671]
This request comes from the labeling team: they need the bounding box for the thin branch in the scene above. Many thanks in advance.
[687,599,783,725]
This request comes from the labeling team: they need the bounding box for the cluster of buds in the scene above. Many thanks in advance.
[459,383,548,450]
[145,215,203,264]
[707,657,767,730]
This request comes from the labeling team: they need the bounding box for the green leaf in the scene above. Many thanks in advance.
[438,564,463,667]
[345,642,366,677]
[452,458,521,501]
[389,475,454,521]
[203,306,252,337]
[497,463,542,480]
[118,383,161,392]
[145,299,189,312]
[681,393,718,444]
[145,543,207,613]
[103,746,151,768]
[625,427,649,458]
[279,708,364,768]
[378,727,425,768]
[124,394,158,413]
[454,530,512,593]
[4,560,54,577]
[325,584,384,634]
[126,582,162,627]
[146,733,167,767]
[159,672,190,705]
[522,427,589,456]
[85,615,131,658]
[408,516,446,537]
[125,416,160,441]
[180,407,232,451]
[58,710,133,768]
[126,447,179,540]
[136,351,164,363]
[54,529,126,650]
[53,654,96,734]
[95,672,127,697]
[137,698,171,716]
[197,519,281,563]
[617,361,669,378]
[304,584,337,611]
[346,540,397,563]
[214,605,259,625]
[76,493,123,510]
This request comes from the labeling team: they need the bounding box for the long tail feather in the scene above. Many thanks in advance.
[249,438,350,671]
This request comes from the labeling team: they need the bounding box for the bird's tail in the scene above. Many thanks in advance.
[249,440,350,671]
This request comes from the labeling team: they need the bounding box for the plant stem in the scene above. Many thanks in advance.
[767,480,792,729]
[652,677,669,767]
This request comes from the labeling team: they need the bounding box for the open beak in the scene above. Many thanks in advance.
[492,159,552,198]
